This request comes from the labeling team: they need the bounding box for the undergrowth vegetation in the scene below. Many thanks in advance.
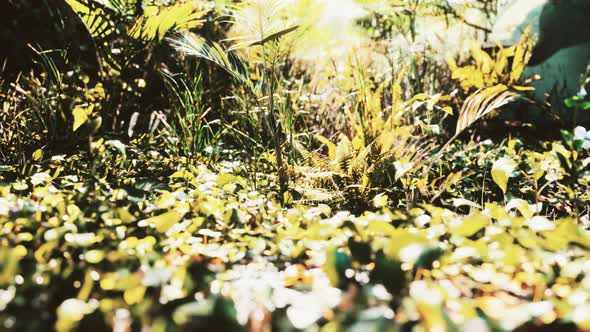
[1,0,590,331]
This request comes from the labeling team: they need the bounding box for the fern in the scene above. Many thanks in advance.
[448,26,536,93]
[334,134,353,173]
[349,141,375,178]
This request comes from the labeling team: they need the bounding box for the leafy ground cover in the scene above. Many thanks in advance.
[2,134,590,332]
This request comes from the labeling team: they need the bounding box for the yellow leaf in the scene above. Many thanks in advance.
[84,249,105,264]
[491,157,518,194]
[124,286,146,305]
[143,210,184,233]
[323,247,339,287]
[441,106,453,115]
[316,135,337,160]
[32,149,44,161]
[366,220,396,236]
[510,26,534,84]
[77,271,94,301]
[449,213,490,237]
[373,193,389,208]
[72,105,93,131]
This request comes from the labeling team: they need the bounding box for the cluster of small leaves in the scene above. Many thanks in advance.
[429,136,590,219]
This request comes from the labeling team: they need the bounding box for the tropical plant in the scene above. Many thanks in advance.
[169,0,302,204]
[427,26,537,166]
[0,47,104,165]
[62,0,214,132]
[448,26,535,93]
[64,0,211,73]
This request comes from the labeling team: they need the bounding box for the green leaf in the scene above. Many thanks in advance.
[491,157,518,194]
[249,25,299,46]
[565,96,582,108]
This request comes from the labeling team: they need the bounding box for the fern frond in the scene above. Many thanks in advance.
[316,134,337,160]
[349,141,374,177]
[334,134,353,173]
[297,187,341,205]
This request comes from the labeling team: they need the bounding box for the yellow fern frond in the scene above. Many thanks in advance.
[316,134,337,161]
[334,134,353,173]
[510,26,535,85]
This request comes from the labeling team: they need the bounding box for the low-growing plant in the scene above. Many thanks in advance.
[160,72,222,160]
[0,48,104,165]
[292,65,447,210]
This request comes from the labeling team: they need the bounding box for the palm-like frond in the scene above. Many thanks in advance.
[222,0,295,51]
[168,32,255,94]
[65,0,118,41]
[455,84,519,136]
[128,3,208,44]
[65,0,210,71]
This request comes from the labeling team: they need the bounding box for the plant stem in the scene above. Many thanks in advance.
[259,15,287,205]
